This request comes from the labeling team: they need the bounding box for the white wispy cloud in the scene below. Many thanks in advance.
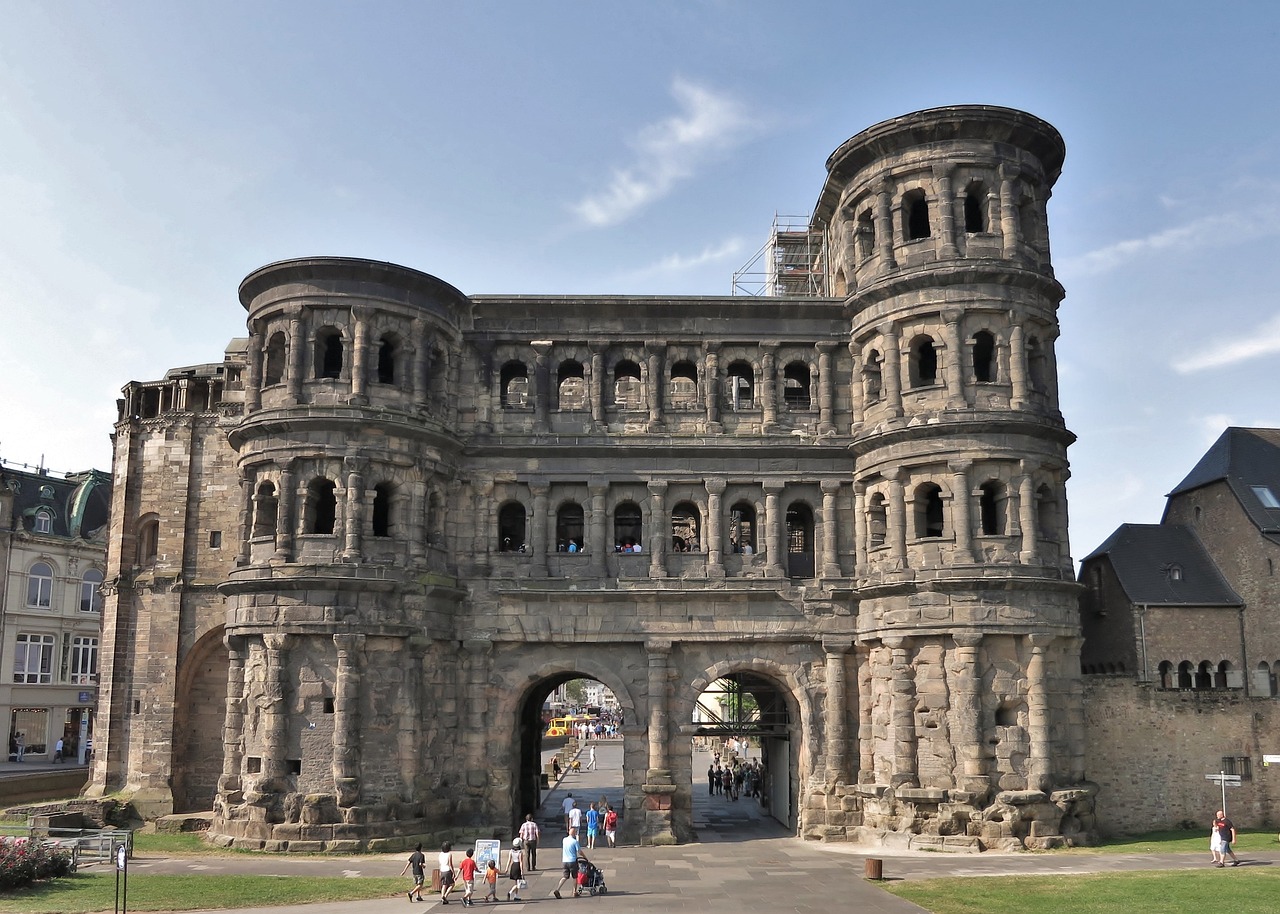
[570,80,757,228]
[1172,313,1280,373]
[627,237,745,279]
[1195,413,1236,442]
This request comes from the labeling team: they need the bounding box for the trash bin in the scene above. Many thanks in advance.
[865,858,883,880]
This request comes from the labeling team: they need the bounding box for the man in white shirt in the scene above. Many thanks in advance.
[561,794,576,832]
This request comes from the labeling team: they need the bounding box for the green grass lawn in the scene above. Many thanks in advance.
[1069,827,1280,855]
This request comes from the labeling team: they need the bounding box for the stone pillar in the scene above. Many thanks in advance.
[342,458,365,563]
[703,343,721,432]
[817,342,836,433]
[763,481,785,578]
[856,644,874,782]
[1044,328,1062,411]
[246,322,264,412]
[217,635,246,799]
[951,633,987,792]
[273,461,296,563]
[409,478,426,562]
[589,481,608,576]
[647,480,667,579]
[875,179,897,271]
[704,477,726,579]
[1008,321,1029,410]
[881,323,903,418]
[333,633,364,808]
[531,481,550,578]
[412,320,430,409]
[286,308,304,404]
[237,477,253,566]
[885,636,917,788]
[887,469,908,569]
[936,165,958,258]
[999,165,1020,258]
[848,341,863,431]
[853,481,868,576]
[645,341,665,430]
[823,640,852,783]
[533,341,552,433]
[1017,462,1039,564]
[475,341,494,433]
[1026,634,1054,791]
[589,344,606,427]
[642,639,677,844]
[942,309,966,408]
[261,633,291,792]
[760,345,778,432]
[350,308,369,404]
[820,480,842,578]
[950,460,974,563]
[472,477,494,574]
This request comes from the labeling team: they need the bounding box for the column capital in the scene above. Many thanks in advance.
[333,633,366,655]
[952,632,984,649]
[263,633,291,652]
[647,479,669,496]
[704,477,727,496]
[822,638,853,655]
[820,479,843,495]
[817,340,837,355]
[647,638,673,656]
[882,635,912,651]
[1029,633,1055,651]
[762,480,786,495]
[948,459,974,474]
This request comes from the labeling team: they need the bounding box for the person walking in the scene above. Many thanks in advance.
[552,827,581,899]
[561,793,576,832]
[458,848,478,906]
[54,737,64,763]
[518,813,540,871]
[585,802,600,850]
[568,799,583,834]
[482,859,499,902]
[1213,809,1241,866]
[603,805,618,848]
[587,745,597,770]
[505,838,525,901]
[401,842,427,902]
[438,842,457,905]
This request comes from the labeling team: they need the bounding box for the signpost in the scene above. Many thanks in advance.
[114,841,128,914]
[1205,771,1242,814]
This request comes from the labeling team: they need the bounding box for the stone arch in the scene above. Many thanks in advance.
[172,625,230,813]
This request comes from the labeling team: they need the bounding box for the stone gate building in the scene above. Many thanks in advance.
[89,105,1095,851]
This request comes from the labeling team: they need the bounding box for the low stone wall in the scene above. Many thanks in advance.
[0,771,88,809]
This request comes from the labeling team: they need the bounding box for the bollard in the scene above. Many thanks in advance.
[865,857,883,880]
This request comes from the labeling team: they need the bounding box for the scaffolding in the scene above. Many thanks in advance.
[731,213,826,297]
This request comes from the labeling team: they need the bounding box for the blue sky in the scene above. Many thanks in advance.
[1,1,1278,559]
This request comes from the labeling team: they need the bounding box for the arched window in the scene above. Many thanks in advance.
[305,478,337,535]
[1196,661,1214,690]
[972,330,996,383]
[868,493,887,547]
[726,361,754,410]
[372,482,395,537]
[1258,661,1278,697]
[613,501,643,551]
[33,511,52,534]
[783,362,811,409]
[80,568,104,613]
[964,182,988,233]
[909,335,938,388]
[1177,660,1194,689]
[264,331,287,386]
[613,360,642,409]
[914,483,944,538]
[671,502,701,552]
[1037,484,1058,540]
[863,351,883,403]
[498,502,526,552]
[785,503,815,578]
[1018,194,1041,251]
[252,481,278,538]
[669,361,698,410]
[557,360,586,411]
[137,516,159,565]
[904,190,931,240]
[556,502,585,552]
[376,335,398,385]
[729,502,756,553]
[1215,660,1233,689]
[315,328,344,380]
[1027,335,1048,393]
[979,481,1006,536]
[1157,660,1174,690]
[856,208,875,260]
[500,361,529,408]
[27,562,54,607]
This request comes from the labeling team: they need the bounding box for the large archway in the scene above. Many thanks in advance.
[172,626,229,812]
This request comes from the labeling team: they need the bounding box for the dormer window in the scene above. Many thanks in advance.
[1167,563,1183,582]
[1251,485,1280,508]
[33,511,52,534]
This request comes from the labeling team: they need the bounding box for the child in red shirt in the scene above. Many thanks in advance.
[458,849,478,907]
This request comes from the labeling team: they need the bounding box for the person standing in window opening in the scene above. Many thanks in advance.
[567,540,578,553]
[1212,809,1240,866]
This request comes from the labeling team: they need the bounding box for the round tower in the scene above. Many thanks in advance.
[211,258,471,849]
[816,107,1094,847]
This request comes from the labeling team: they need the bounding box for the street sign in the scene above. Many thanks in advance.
[1205,774,1242,786]
[1263,754,1280,766]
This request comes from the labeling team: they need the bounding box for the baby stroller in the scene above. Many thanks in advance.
[576,858,607,896]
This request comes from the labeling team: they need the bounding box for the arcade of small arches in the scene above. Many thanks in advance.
[1149,659,1280,695]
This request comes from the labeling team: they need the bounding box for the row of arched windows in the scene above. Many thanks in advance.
[24,562,103,612]
[263,328,403,387]
[865,480,1059,544]
[495,500,770,554]
[861,328,1050,399]
[1156,660,1241,690]
[249,478,433,539]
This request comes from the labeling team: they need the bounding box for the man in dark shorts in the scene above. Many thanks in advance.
[401,842,427,901]
[552,827,581,898]
[1214,810,1241,866]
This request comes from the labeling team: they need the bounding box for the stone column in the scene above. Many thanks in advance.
[1026,634,1054,791]
[1017,461,1039,564]
[763,481,785,578]
[856,644,874,782]
[237,477,253,566]
[342,458,365,563]
[887,468,908,569]
[704,477,726,579]
[412,320,430,409]
[999,165,1021,258]
[589,344,606,427]
[823,640,852,783]
[589,481,608,576]
[703,343,721,431]
[881,323,903,419]
[875,179,897,271]
[885,636,917,788]
[349,308,369,404]
[950,460,975,563]
[935,165,958,258]
[260,633,292,792]
[1008,321,1029,410]
[645,341,665,430]
[533,341,552,433]
[853,481,868,576]
[848,341,863,431]
[760,345,778,432]
[475,341,494,433]
[409,478,426,562]
[217,635,246,799]
[246,321,264,412]
[647,480,668,579]
[817,342,836,433]
[472,477,494,573]
[942,309,966,408]
[531,481,550,578]
[1044,328,1062,411]
[462,639,493,770]
[645,639,673,780]
[951,633,987,792]
[820,480,842,578]
[273,460,296,563]
[286,307,304,404]
[333,633,364,808]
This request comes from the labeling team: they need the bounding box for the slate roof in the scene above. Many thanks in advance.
[1,465,111,540]
[1080,523,1242,607]
[1166,427,1280,540]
